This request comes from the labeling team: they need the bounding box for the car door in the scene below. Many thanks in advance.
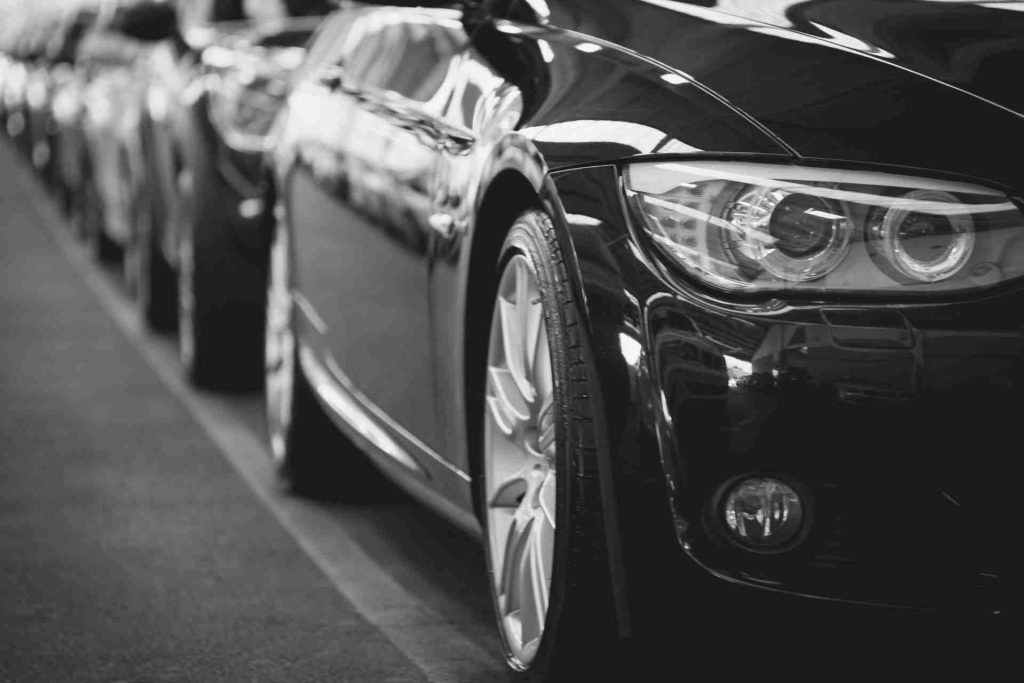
[287,7,466,467]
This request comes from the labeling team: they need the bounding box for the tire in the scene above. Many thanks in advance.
[95,226,122,264]
[131,187,177,332]
[79,172,120,263]
[480,210,622,681]
[263,212,386,500]
[176,143,264,391]
[56,181,73,217]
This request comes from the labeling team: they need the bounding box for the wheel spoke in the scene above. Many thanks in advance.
[499,518,527,615]
[487,395,515,436]
[516,517,550,649]
[538,472,556,531]
[487,366,530,430]
[500,294,534,405]
[519,266,543,380]
[536,392,555,458]
[489,467,530,509]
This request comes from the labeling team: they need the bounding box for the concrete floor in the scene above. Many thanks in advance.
[0,144,505,682]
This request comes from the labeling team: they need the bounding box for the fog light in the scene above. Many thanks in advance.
[722,477,806,552]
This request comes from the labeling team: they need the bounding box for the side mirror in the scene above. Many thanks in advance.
[110,1,179,43]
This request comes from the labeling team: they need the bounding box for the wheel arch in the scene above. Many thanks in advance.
[463,169,543,514]
[461,134,553,501]
[462,164,634,638]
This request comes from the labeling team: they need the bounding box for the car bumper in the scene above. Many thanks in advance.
[549,163,1011,621]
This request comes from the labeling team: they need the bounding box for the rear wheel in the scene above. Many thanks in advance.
[482,210,622,681]
[130,188,177,332]
[175,154,264,391]
[80,173,120,264]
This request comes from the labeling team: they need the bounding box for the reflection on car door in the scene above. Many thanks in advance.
[287,8,466,468]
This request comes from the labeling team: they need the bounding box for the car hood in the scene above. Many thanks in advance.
[545,0,1024,190]
[665,0,1024,117]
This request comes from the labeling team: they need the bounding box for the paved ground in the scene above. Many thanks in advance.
[0,144,505,683]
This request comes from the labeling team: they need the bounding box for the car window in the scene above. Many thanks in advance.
[339,15,399,90]
[343,14,460,105]
[390,22,457,103]
[298,10,355,74]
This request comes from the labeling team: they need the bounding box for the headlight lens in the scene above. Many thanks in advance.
[625,161,1024,294]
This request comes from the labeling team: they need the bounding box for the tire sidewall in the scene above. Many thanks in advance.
[481,210,595,679]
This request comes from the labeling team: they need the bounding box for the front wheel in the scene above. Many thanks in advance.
[481,210,622,681]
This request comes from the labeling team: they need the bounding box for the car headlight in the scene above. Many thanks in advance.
[625,161,1024,295]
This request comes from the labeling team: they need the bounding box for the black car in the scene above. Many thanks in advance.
[261,0,1013,678]
[132,0,331,389]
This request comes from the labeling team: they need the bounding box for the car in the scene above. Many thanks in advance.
[43,6,103,205]
[2,15,53,160]
[133,0,331,389]
[262,0,1016,676]
[19,8,87,183]
[0,17,24,130]
[74,1,173,266]
[0,24,20,126]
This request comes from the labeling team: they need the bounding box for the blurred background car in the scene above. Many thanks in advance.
[74,0,176,267]
[47,4,103,210]
[2,14,54,160]
[0,26,20,131]
[134,0,331,389]
[19,15,60,170]
[20,6,100,186]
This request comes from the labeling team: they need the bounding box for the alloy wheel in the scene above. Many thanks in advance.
[119,152,140,296]
[177,232,195,371]
[265,219,294,464]
[484,253,557,669]
[175,168,195,371]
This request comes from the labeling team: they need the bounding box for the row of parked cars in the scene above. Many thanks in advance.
[2,0,323,391]
[2,0,1013,677]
